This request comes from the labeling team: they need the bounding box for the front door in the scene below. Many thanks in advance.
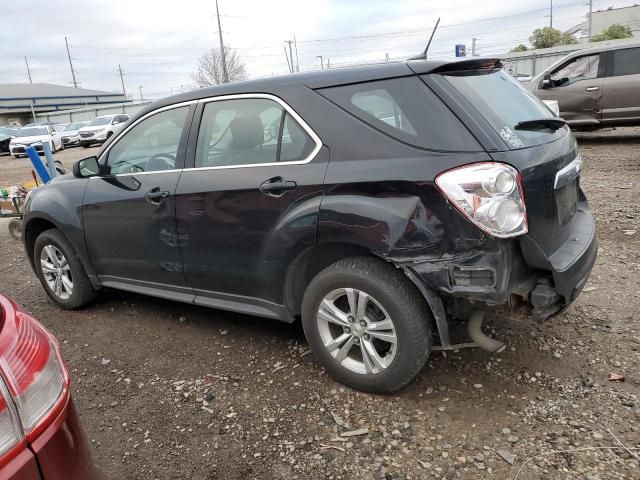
[537,53,604,127]
[83,103,195,300]
[175,95,326,308]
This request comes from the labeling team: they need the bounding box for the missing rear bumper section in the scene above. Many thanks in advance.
[398,206,597,348]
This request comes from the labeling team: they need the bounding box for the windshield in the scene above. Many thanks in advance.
[16,127,48,137]
[88,117,112,127]
[442,70,561,148]
[65,122,86,131]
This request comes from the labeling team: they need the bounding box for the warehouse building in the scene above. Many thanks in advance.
[0,83,127,126]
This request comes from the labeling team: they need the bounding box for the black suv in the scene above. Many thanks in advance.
[22,59,596,393]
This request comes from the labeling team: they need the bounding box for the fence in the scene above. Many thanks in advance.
[35,101,152,123]
[500,37,639,78]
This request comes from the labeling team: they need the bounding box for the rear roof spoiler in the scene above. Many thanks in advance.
[408,58,503,75]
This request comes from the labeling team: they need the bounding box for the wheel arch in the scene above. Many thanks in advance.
[283,241,446,347]
[23,214,100,288]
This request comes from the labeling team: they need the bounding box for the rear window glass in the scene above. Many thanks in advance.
[441,70,560,148]
[318,77,480,151]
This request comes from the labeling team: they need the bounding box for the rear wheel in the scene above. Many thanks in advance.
[301,257,432,393]
[34,229,97,309]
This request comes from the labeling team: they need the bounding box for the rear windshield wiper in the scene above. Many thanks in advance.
[514,118,567,131]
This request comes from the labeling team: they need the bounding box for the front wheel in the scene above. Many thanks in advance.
[34,229,97,309]
[301,257,433,393]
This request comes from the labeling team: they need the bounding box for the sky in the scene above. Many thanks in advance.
[1,0,637,99]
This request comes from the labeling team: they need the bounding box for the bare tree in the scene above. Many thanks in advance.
[192,46,248,87]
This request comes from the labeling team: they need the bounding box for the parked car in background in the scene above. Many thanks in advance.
[52,123,69,134]
[60,121,89,147]
[0,126,19,154]
[527,41,640,130]
[0,295,103,479]
[78,115,130,147]
[22,58,596,393]
[9,125,63,157]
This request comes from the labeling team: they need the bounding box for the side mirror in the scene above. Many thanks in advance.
[541,73,552,89]
[73,156,100,178]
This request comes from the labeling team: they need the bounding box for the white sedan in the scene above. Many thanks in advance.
[9,125,63,158]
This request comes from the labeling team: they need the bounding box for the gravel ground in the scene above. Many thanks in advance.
[0,131,639,479]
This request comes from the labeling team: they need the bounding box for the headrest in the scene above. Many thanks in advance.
[229,115,264,150]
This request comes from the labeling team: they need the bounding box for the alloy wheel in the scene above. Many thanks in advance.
[316,288,397,375]
[40,245,73,300]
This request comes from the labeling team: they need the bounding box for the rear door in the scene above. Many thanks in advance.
[536,53,604,127]
[602,47,640,124]
[175,94,326,308]
[83,103,195,298]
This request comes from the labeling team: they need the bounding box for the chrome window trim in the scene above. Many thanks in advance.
[94,100,198,177]
[92,93,322,178]
[190,93,322,171]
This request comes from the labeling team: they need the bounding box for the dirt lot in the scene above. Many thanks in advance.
[0,133,639,480]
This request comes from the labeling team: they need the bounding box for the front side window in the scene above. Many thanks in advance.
[551,55,600,87]
[195,98,315,168]
[610,48,640,77]
[106,106,188,174]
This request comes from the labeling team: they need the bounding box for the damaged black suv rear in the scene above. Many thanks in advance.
[23,58,596,393]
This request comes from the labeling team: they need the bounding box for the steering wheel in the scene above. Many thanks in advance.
[145,153,176,171]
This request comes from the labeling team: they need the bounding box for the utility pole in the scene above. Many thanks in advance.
[65,36,78,88]
[587,0,593,40]
[24,57,32,84]
[326,58,331,69]
[118,64,126,98]
[283,46,292,73]
[138,85,144,102]
[550,0,553,28]
[471,37,478,56]
[316,55,324,70]
[285,40,295,73]
[293,35,300,73]
[215,0,229,83]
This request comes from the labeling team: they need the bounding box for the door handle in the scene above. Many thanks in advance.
[144,188,170,204]
[259,177,297,197]
[585,86,599,92]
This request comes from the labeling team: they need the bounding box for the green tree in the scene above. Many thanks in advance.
[510,44,529,52]
[529,27,577,49]
[590,24,633,42]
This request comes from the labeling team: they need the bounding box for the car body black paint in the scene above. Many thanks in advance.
[22,59,597,342]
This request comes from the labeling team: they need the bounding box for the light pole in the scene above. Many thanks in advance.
[139,85,144,102]
[316,55,324,70]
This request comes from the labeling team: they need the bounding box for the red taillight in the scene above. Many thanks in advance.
[0,296,69,466]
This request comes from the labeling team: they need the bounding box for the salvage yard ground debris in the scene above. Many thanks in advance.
[0,129,639,479]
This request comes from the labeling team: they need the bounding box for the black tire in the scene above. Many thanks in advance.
[82,144,90,148]
[301,257,433,393]
[50,141,56,153]
[8,219,22,241]
[34,228,97,309]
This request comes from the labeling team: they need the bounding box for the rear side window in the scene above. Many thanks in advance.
[195,98,316,168]
[610,48,640,76]
[318,77,480,151]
